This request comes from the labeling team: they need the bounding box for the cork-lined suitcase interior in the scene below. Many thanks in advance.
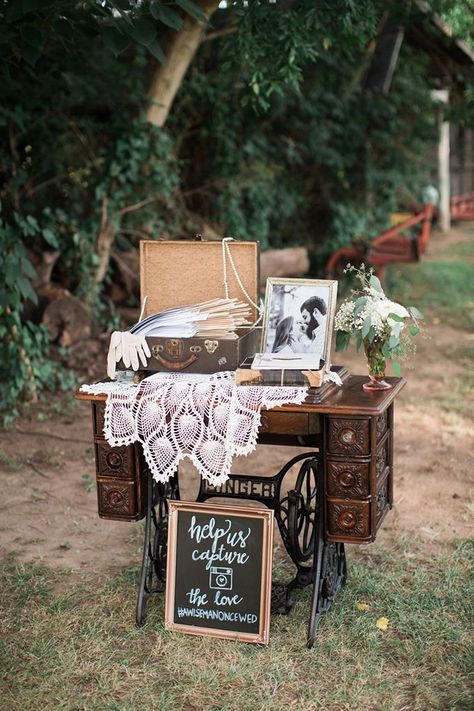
[140,240,260,321]
[128,239,260,373]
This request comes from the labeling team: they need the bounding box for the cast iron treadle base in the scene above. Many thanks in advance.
[136,471,179,627]
[135,453,347,645]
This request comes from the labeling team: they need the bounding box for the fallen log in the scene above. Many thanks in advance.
[42,296,92,347]
[259,247,310,288]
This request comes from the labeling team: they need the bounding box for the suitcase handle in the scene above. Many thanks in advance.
[152,353,198,370]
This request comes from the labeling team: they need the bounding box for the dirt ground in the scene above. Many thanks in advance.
[0,225,473,578]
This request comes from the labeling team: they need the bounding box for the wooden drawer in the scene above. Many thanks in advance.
[376,432,390,483]
[259,411,310,435]
[97,478,140,520]
[376,471,390,526]
[326,460,370,499]
[93,402,106,438]
[327,417,370,456]
[326,498,370,541]
[376,410,389,441]
[96,442,135,478]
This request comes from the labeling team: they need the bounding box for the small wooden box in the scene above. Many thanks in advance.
[120,239,260,373]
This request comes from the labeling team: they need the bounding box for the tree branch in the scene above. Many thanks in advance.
[201,26,238,43]
[119,196,157,216]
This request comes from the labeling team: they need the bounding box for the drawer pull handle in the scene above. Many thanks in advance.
[109,490,124,506]
[106,451,123,469]
[340,428,355,444]
[338,511,357,529]
[338,470,355,488]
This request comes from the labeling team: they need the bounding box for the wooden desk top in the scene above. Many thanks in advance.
[75,375,405,417]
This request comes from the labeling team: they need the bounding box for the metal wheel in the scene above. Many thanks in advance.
[287,458,318,563]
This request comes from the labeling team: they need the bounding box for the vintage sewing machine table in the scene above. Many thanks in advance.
[76,374,405,647]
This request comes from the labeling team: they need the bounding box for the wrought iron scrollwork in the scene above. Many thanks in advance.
[136,472,180,626]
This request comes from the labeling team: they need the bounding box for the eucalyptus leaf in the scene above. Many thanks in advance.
[389,334,399,349]
[361,316,371,339]
[355,333,363,352]
[369,274,382,292]
[336,330,350,351]
[409,325,420,336]
[392,322,402,338]
[409,306,424,320]
[392,360,401,377]
[381,341,391,357]
[367,326,376,343]
[388,312,404,322]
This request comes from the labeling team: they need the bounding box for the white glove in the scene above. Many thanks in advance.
[107,331,151,380]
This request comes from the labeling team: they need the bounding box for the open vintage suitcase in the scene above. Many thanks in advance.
[118,239,260,374]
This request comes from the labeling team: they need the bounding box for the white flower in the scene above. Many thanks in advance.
[373,299,409,322]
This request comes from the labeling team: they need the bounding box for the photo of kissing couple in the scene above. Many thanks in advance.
[260,278,338,370]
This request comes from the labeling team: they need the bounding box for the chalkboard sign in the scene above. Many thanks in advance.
[165,501,274,644]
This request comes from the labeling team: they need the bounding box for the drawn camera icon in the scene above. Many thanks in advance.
[209,566,233,591]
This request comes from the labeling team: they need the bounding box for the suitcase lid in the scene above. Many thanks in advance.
[140,240,260,322]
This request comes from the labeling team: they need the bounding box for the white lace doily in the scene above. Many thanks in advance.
[81,371,308,486]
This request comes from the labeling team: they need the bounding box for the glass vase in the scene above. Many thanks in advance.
[362,339,393,392]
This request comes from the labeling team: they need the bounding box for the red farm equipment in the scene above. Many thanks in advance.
[325,203,435,282]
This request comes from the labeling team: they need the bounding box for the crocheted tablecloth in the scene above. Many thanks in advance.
[80,371,308,486]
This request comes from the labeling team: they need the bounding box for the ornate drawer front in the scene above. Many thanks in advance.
[93,402,106,438]
[327,460,369,499]
[376,410,389,441]
[97,478,138,519]
[327,418,370,456]
[376,435,390,483]
[376,472,390,526]
[259,412,309,435]
[96,442,135,478]
[327,498,370,540]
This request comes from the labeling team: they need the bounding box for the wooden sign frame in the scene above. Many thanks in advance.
[165,501,274,644]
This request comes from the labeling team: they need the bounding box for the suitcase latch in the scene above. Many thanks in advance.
[166,339,184,359]
[204,340,219,354]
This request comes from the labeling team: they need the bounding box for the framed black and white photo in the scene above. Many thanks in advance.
[259,278,338,370]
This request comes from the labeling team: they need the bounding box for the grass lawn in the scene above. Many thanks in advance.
[1,540,473,711]
[1,227,473,710]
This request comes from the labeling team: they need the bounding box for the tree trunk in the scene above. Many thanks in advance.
[146,0,221,127]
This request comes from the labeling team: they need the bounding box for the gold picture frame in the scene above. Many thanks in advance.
[165,501,274,644]
[260,277,338,370]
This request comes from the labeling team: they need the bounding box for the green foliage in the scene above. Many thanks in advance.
[0,0,211,66]
[1,0,473,414]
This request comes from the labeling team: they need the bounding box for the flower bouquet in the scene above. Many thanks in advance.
[335,264,423,391]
